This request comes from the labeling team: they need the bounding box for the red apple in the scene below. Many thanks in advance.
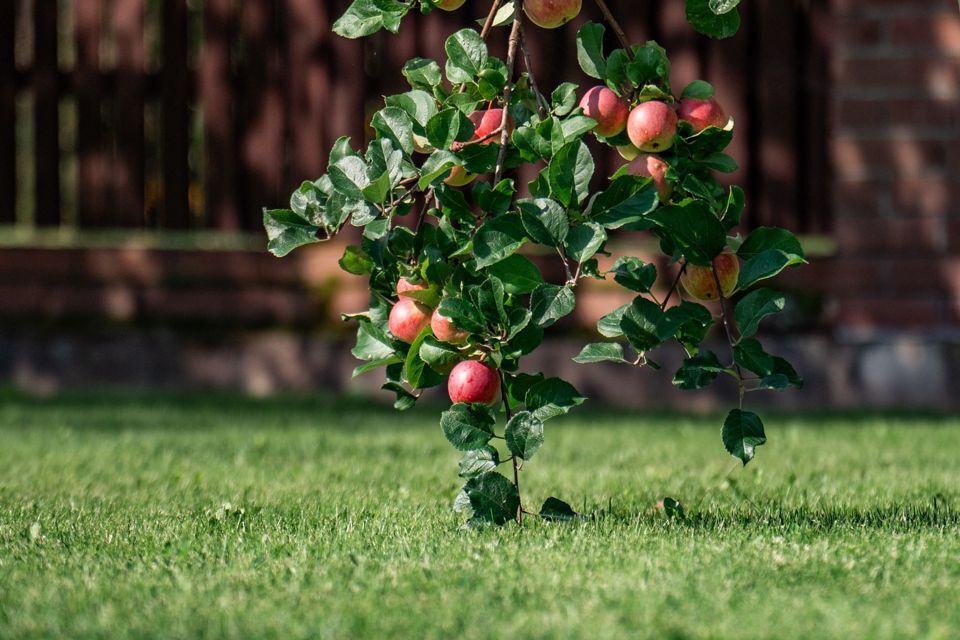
[435,0,465,10]
[468,108,513,145]
[388,297,432,343]
[448,360,501,405]
[523,0,582,29]
[680,253,740,301]
[397,277,429,296]
[579,86,628,137]
[627,154,672,202]
[626,101,677,153]
[676,97,727,132]
[431,308,469,344]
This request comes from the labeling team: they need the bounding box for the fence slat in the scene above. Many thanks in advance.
[33,0,61,226]
[75,0,109,227]
[114,0,146,227]
[161,0,190,228]
[200,0,239,230]
[0,0,15,223]
[286,0,329,190]
[239,0,286,229]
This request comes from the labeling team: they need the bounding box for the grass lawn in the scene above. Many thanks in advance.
[1,391,958,639]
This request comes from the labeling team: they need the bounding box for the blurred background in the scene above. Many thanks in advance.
[0,0,957,408]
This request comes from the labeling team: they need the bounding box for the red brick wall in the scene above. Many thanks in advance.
[830,0,960,328]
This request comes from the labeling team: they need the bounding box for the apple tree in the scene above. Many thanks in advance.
[263,0,804,526]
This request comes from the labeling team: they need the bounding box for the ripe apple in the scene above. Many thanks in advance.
[435,0,466,10]
[626,101,677,153]
[579,86,628,137]
[627,154,672,201]
[617,144,641,161]
[523,0,582,29]
[397,277,429,296]
[432,308,469,344]
[680,253,740,301]
[468,108,513,144]
[448,360,501,405]
[388,297,432,343]
[676,97,727,132]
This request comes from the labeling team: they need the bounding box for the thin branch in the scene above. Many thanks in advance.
[493,6,524,184]
[660,263,687,310]
[498,368,522,525]
[520,28,550,118]
[712,266,745,408]
[593,0,634,58]
[479,0,505,40]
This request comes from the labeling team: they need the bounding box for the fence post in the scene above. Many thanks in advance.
[33,0,61,227]
[75,0,109,227]
[0,0,15,223]
[114,0,147,227]
[161,0,190,228]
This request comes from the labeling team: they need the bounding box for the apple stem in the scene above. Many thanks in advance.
[498,368,523,525]
[593,0,634,59]
[519,29,550,118]
[493,2,523,185]
[711,265,745,409]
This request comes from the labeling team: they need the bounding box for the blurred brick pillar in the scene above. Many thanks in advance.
[830,0,960,330]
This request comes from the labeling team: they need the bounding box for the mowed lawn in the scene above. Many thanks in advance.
[1,391,959,639]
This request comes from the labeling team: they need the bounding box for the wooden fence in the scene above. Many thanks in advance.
[1,0,830,233]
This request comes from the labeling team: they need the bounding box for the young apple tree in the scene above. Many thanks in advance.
[263,0,805,526]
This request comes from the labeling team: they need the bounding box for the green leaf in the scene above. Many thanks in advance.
[530,284,576,328]
[350,316,396,361]
[371,107,414,156]
[620,297,666,352]
[441,403,496,451]
[444,29,488,84]
[437,296,487,335]
[673,350,726,389]
[338,245,374,275]
[722,185,746,230]
[609,256,657,292]
[588,179,659,230]
[263,209,320,257]
[352,355,402,377]
[701,152,738,173]
[463,472,519,525]
[418,150,458,189]
[458,446,500,478]
[333,0,408,38]
[572,342,629,364]
[648,201,727,266]
[564,223,607,263]
[758,357,804,391]
[627,42,671,87]
[402,57,442,90]
[485,254,544,294]
[734,338,775,377]
[551,82,579,116]
[474,214,527,268]
[518,198,569,246]
[385,89,438,128]
[328,156,371,200]
[525,378,585,421]
[709,0,741,15]
[576,22,607,79]
[597,303,630,338]
[549,141,594,207]
[405,328,446,389]
[738,250,806,290]
[681,80,714,99]
[735,288,785,339]
[382,381,417,410]
[426,108,473,150]
[540,497,579,521]
[504,411,545,460]
[738,227,805,260]
[420,336,461,374]
[686,0,741,39]
[722,409,766,465]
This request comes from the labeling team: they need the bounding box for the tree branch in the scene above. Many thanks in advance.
[493,6,524,184]
[712,265,745,408]
[498,368,522,525]
[479,0,505,40]
[593,0,634,58]
[660,263,687,310]
[520,28,550,118]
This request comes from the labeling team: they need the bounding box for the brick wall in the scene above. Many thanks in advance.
[831,0,960,329]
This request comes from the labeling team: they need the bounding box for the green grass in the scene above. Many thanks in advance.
[1,391,958,639]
